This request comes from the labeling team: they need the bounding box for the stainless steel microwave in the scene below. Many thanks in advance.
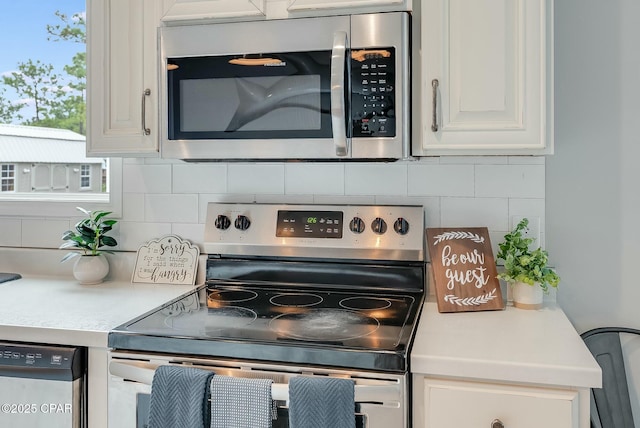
[159,12,410,161]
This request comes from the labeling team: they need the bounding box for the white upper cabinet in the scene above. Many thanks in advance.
[161,0,266,22]
[287,0,410,13]
[87,0,161,157]
[412,0,553,156]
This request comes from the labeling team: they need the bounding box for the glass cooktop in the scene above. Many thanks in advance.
[109,283,423,372]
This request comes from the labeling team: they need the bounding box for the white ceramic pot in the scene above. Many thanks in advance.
[511,281,543,309]
[73,254,109,285]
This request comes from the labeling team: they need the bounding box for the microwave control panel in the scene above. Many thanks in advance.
[351,47,396,138]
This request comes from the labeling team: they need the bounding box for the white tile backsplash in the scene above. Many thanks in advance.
[345,163,408,195]
[285,163,344,195]
[440,197,509,231]
[408,164,474,197]
[0,218,22,247]
[173,163,227,194]
[144,194,199,223]
[4,156,546,252]
[227,164,285,194]
[123,164,172,194]
[475,165,545,198]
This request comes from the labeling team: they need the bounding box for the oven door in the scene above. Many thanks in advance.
[108,353,408,428]
[160,15,351,160]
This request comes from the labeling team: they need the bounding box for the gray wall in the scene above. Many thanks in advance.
[549,0,640,333]
[548,0,640,420]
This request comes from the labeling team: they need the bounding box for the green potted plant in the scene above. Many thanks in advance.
[60,207,118,284]
[496,218,560,309]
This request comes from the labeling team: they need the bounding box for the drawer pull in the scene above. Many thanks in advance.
[491,419,504,428]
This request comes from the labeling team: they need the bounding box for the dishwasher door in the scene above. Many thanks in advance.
[0,342,86,428]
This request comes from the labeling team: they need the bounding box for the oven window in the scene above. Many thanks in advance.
[168,51,335,140]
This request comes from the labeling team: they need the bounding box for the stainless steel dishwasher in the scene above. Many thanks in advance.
[0,342,86,427]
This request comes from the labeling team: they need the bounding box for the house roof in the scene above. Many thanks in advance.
[0,123,102,164]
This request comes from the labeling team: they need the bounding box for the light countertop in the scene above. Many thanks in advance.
[0,275,195,348]
[411,300,602,389]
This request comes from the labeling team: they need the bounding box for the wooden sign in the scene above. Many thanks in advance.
[426,228,504,313]
[132,235,199,285]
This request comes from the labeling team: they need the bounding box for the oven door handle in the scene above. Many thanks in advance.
[331,31,349,157]
[109,360,400,403]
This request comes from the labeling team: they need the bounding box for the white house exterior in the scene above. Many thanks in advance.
[0,124,103,194]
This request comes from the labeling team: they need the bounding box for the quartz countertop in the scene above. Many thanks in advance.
[411,300,602,389]
[0,274,195,348]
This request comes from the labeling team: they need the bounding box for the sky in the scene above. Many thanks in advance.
[0,0,86,117]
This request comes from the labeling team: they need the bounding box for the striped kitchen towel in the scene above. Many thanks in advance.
[288,376,355,428]
[148,365,214,428]
[210,375,275,428]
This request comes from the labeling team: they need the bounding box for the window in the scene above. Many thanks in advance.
[80,164,91,189]
[0,1,121,218]
[1,164,15,192]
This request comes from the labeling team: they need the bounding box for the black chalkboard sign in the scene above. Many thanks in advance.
[427,227,504,313]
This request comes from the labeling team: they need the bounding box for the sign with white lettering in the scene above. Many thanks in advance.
[132,235,199,285]
[426,228,504,313]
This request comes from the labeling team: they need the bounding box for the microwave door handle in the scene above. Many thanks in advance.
[331,31,349,157]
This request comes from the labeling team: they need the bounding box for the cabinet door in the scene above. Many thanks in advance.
[161,0,266,22]
[421,378,579,428]
[413,0,553,155]
[87,0,159,156]
[287,0,408,12]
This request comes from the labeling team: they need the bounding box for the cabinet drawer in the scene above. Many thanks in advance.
[423,378,578,428]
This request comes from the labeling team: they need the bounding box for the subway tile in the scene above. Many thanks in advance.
[123,193,145,222]
[285,164,344,195]
[171,223,206,251]
[312,195,376,205]
[408,164,474,197]
[22,219,70,249]
[123,164,172,194]
[0,219,22,247]
[117,222,172,252]
[145,194,199,223]
[508,156,546,165]
[173,164,227,194]
[440,197,509,231]
[439,156,508,165]
[254,194,315,204]
[475,165,545,198]
[228,164,285,194]
[344,164,407,196]
[509,198,546,231]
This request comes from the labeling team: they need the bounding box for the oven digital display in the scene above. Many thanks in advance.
[276,211,343,238]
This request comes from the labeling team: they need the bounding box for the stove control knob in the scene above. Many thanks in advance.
[234,215,251,231]
[394,218,410,235]
[371,217,388,235]
[349,217,365,234]
[214,214,231,230]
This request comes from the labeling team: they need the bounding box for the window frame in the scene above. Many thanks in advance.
[1,164,16,192]
[0,159,122,218]
[79,164,91,190]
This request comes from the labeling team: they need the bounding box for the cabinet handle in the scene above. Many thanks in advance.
[431,79,439,132]
[491,419,504,428]
[141,88,151,136]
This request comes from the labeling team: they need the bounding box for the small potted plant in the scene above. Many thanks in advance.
[60,207,118,284]
[496,218,560,309]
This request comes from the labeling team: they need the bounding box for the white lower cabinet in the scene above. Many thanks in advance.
[414,377,583,428]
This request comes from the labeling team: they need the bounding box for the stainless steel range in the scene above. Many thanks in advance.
[108,203,425,428]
